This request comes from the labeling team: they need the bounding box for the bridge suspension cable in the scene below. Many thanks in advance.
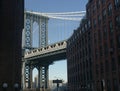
[25,11,86,21]
[41,11,86,14]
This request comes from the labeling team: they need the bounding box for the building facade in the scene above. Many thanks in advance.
[67,0,120,91]
[67,18,93,91]
[0,0,24,91]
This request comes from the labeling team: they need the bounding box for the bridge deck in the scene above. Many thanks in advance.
[24,40,67,64]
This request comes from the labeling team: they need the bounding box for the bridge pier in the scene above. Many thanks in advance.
[37,65,49,90]
[23,63,33,89]
[23,63,49,91]
[22,59,25,89]
[45,65,49,89]
[38,65,49,89]
[29,64,33,89]
[38,66,42,88]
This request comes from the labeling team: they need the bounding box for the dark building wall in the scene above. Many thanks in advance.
[0,0,24,91]
[67,0,120,91]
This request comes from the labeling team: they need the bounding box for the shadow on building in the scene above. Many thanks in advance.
[0,0,24,91]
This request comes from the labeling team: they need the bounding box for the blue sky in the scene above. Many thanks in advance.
[25,0,88,83]
[25,0,88,12]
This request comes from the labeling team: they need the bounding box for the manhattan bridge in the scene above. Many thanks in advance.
[22,10,86,90]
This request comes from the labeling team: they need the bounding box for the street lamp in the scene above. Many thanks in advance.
[2,83,8,91]
[14,83,19,91]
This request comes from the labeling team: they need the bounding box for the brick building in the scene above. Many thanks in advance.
[67,17,93,91]
[67,0,120,91]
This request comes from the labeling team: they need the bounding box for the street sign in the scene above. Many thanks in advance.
[53,79,63,91]
[53,79,62,83]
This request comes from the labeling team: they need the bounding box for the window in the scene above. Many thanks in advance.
[100,63,104,74]
[87,71,90,81]
[85,23,87,30]
[106,80,111,91]
[94,32,97,44]
[108,3,112,16]
[110,40,114,55]
[88,20,91,28]
[102,0,106,4]
[114,0,120,9]
[99,45,103,57]
[93,5,96,13]
[103,26,107,40]
[95,49,98,59]
[97,0,101,9]
[111,57,116,71]
[115,16,120,27]
[102,9,106,20]
[82,27,85,33]
[101,80,105,91]
[104,43,108,56]
[87,8,90,17]
[113,79,119,91]
[89,67,93,80]
[105,60,109,73]
[98,15,101,24]
[93,19,96,28]
[109,21,113,32]
[95,64,99,76]
[98,30,102,42]
[86,60,88,68]
[117,35,120,48]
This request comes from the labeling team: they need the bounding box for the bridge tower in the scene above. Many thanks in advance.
[22,11,49,90]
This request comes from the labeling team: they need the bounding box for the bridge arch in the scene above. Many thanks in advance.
[32,67,38,88]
